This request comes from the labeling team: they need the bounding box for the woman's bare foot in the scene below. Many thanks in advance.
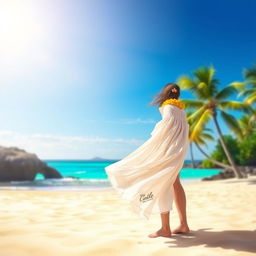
[148,228,172,238]
[172,224,190,234]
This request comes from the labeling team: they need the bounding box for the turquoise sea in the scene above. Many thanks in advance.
[0,160,222,190]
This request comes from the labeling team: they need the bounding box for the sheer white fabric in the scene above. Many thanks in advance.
[105,104,189,220]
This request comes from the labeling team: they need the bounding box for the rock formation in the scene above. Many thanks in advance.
[0,146,62,182]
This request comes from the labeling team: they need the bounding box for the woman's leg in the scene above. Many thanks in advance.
[172,174,190,234]
[148,211,172,238]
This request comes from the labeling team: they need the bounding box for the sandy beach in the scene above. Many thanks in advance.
[0,177,255,256]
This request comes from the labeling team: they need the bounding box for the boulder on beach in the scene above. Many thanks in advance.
[0,146,62,182]
[202,165,254,181]
[202,169,234,181]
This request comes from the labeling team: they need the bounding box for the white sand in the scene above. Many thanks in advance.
[0,177,255,256]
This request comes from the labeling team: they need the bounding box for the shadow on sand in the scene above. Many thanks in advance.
[165,228,256,253]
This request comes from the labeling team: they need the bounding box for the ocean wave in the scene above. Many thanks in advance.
[0,178,113,191]
[0,177,202,191]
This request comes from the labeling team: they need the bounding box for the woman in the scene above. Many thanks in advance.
[105,83,190,238]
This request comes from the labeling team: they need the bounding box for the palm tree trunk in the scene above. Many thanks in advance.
[189,143,196,168]
[195,142,233,170]
[212,113,243,178]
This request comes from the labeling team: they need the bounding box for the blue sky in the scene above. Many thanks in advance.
[0,0,255,159]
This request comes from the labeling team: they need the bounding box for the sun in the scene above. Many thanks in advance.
[0,0,46,58]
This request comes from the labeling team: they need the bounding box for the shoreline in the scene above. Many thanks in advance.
[0,177,203,191]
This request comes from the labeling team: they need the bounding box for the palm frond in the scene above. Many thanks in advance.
[237,88,256,98]
[208,64,215,84]
[247,80,256,87]
[239,114,256,133]
[248,115,256,130]
[187,106,206,122]
[194,137,205,146]
[198,82,207,89]
[243,64,256,79]
[193,66,219,98]
[201,132,215,141]
[193,130,214,148]
[215,85,237,100]
[182,99,204,109]
[220,110,243,137]
[195,137,210,147]
[186,111,194,120]
[238,115,250,127]
[193,66,215,84]
[229,81,246,91]
[190,109,212,140]
[245,91,256,104]
[218,100,251,112]
[203,127,213,132]
[176,76,196,90]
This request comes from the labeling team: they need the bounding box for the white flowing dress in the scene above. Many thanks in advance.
[105,103,190,220]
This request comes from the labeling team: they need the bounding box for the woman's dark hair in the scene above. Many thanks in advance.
[150,83,180,107]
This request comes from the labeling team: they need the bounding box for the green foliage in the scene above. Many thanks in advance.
[180,64,256,168]
[214,135,240,164]
[201,158,215,168]
[201,135,240,166]
[201,133,256,166]
[237,133,256,165]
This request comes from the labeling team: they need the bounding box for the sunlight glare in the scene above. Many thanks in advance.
[0,0,47,59]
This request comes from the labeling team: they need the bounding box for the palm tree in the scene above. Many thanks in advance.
[187,112,235,171]
[187,110,215,169]
[178,65,251,178]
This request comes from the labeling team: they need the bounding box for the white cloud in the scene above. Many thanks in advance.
[0,130,144,160]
